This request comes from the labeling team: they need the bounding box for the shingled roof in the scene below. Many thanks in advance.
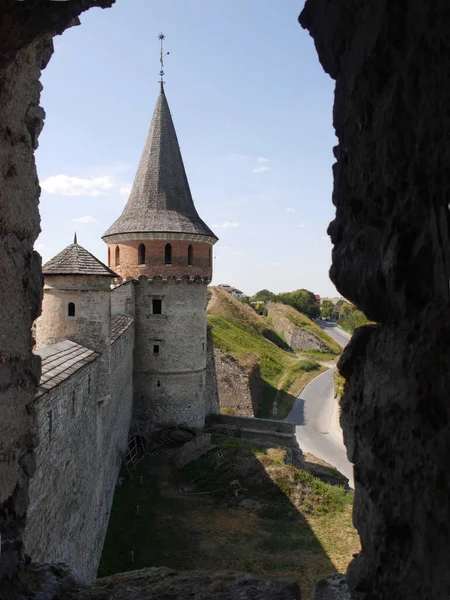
[42,243,118,277]
[102,83,217,240]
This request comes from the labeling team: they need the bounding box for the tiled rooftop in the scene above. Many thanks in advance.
[103,83,217,241]
[111,315,133,342]
[35,340,99,399]
[43,243,117,277]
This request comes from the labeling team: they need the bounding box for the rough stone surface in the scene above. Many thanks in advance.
[132,278,208,436]
[300,1,450,598]
[204,326,220,416]
[0,1,113,592]
[213,350,262,417]
[67,567,302,600]
[24,321,133,582]
[311,574,351,600]
[267,303,329,351]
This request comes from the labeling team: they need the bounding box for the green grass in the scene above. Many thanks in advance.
[99,439,358,598]
[208,289,340,419]
[207,313,293,390]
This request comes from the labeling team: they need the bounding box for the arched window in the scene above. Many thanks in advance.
[138,243,146,265]
[115,245,120,266]
[165,243,172,265]
[108,247,111,266]
[208,247,212,267]
[68,302,75,317]
[188,244,193,266]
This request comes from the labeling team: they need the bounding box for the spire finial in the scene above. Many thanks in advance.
[74,231,77,244]
[158,33,169,86]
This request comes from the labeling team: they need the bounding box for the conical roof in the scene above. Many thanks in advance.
[43,243,117,277]
[103,84,216,240]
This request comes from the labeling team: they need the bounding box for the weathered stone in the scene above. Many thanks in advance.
[300,1,450,598]
[0,2,114,592]
[67,567,302,600]
[214,350,262,417]
[267,303,329,352]
[311,573,350,600]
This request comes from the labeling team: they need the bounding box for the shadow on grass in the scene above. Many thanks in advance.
[258,381,299,421]
[98,440,352,597]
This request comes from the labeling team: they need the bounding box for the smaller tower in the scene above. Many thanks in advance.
[36,241,118,396]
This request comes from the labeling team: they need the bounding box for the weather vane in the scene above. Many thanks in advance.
[158,33,170,84]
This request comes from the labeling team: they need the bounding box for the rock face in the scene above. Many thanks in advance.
[67,567,302,600]
[214,350,263,417]
[267,303,330,352]
[0,1,114,595]
[300,1,450,599]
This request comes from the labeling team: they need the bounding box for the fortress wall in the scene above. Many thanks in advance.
[204,325,220,416]
[132,278,208,435]
[24,359,103,581]
[111,281,135,318]
[24,324,134,582]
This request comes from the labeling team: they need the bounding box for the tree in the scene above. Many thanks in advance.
[251,289,276,302]
[277,289,320,319]
[338,302,371,332]
[321,299,334,319]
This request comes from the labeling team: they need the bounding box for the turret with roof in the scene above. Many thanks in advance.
[35,236,115,369]
[102,81,217,281]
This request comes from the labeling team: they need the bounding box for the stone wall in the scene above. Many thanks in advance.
[24,322,133,582]
[204,326,220,416]
[111,280,135,318]
[300,1,450,598]
[132,278,208,435]
[213,350,262,417]
[0,1,113,592]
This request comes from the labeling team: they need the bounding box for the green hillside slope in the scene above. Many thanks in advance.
[207,288,341,418]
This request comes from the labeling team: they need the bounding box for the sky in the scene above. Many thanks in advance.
[35,0,340,297]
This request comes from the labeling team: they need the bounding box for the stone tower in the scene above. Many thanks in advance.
[102,83,218,435]
[35,240,118,396]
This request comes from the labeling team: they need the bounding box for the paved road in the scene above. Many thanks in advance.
[287,322,354,487]
[317,321,351,348]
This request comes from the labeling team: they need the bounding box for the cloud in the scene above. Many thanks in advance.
[212,221,240,228]
[35,243,45,250]
[119,187,131,196]
[257,157,269,163]
[296,223,305,228]
[320,235,328,240]
[252,166,271,173]
[218,245,229,249]
[41,174,115,197]
[72,216,97,224]
[268,261,283,267]
[285,208,296,213]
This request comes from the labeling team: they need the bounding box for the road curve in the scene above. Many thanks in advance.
[286,322,354,487]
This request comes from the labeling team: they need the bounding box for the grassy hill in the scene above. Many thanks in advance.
[207,288,341,418]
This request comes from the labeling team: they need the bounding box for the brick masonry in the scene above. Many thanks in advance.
[108,239,212,281]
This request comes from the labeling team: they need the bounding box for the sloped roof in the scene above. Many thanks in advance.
[35,340,99,398]
[102,83,217,240]
[111,314,133,342]
[42,243,117,277]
